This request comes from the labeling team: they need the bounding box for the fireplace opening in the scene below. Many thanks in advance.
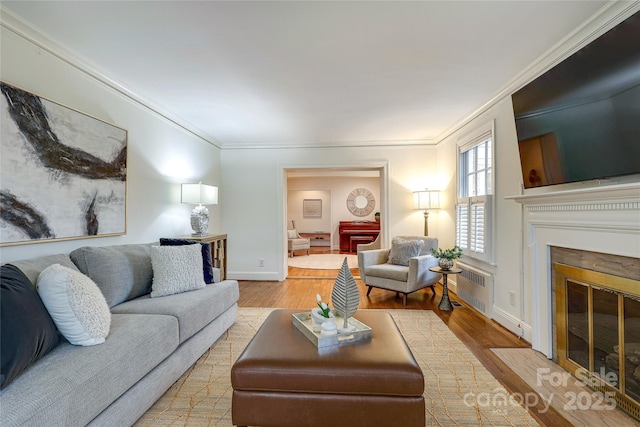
[556,263,640,420]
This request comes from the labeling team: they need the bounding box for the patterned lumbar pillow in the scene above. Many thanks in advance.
[388,238,424,266]
[150,244,206,298]
[37,264,111,346]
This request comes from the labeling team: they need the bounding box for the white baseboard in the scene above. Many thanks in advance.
[227,271,281,281]
[492,305,533,343]
[448,278,458,295]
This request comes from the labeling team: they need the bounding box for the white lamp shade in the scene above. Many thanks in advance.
[181,183,218,205]
[413,190,440,210]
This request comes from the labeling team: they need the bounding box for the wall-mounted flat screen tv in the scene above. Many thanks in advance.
[512,11,640,189]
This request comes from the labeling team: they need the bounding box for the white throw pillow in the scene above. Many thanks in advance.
[37,264,111,346]
[150,244,206,298]
[287,229,298,239]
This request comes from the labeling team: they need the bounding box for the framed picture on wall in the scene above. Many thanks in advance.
[0,81,128,246]
[303,199,322,218]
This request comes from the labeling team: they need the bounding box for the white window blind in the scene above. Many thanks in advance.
[470,199,486,253]
[456,202,468,249]
[456,196,491,259]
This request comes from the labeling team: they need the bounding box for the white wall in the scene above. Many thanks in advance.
[433,2,640,338]
[288,176,380,248]
[4,1,637,344]
[287,189,332,237]
[221,145,438,280]
[221,1,640,339]
[0,21,221,264]
[436,98,525,331]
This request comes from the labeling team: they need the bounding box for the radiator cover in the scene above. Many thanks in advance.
[455,262,493,318]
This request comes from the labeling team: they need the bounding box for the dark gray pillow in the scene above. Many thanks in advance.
[70,244,153,308]
[1,264,59,389]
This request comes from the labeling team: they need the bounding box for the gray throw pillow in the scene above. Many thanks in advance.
[70,244,153,308]
[150,244,206,298]
[388,238,424,266]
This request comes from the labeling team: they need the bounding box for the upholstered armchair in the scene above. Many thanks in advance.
[358,236,441,305]
[287,220,310,257]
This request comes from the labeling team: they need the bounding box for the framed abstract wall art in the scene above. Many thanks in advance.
[303,199,322,218]
[0,81,128,246]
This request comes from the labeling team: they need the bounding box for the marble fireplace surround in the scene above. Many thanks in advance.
[510,182,640,358]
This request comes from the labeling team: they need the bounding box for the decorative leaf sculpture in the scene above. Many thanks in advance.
[331,257,360,328]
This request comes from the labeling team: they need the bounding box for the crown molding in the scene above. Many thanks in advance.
[219,137,437,151]
[4,2,638,152]
[0,6,222,149]
[0,6,437,152]
[435,0,640,146]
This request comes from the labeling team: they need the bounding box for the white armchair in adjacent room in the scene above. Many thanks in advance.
[287,220,310,257]
[358,236,441,305]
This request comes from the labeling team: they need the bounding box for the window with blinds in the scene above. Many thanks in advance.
[456,121,494,263]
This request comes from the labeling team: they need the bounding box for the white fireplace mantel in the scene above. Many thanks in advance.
[507,182,640,357]
[507,181,640,207]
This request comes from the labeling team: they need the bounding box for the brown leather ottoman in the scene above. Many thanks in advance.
[231,309,424,427]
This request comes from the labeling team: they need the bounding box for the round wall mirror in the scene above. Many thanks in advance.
[346,188,375,217]
[354,195,368,209]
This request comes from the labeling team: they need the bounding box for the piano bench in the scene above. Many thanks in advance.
[350,235,375,253]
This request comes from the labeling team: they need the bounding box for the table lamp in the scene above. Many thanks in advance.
[181,182,218,236]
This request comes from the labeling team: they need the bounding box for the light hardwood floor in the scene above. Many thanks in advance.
[239,248,638,426]
[237,247,573,426]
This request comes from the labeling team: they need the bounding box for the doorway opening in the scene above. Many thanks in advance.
[282,165,388,280]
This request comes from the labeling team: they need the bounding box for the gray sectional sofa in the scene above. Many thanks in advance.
[0,242,240,426]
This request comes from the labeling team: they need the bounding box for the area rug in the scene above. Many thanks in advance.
[288,253,358,270]
[134,308,538,426]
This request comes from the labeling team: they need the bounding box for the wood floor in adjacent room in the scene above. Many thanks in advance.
[237,248,574,426]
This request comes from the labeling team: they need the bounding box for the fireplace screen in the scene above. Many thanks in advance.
[625,297,640,403]
[566,280,589,370]
[556,263,640,421]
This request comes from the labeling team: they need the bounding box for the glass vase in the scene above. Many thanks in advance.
[439,258,454,270]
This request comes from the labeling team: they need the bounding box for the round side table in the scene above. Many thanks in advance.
[429,266,462,311]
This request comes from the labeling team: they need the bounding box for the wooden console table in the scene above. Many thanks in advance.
[182,233,227,281]
[338,221,380,253]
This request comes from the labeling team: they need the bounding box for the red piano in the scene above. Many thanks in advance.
[339,221,380,253]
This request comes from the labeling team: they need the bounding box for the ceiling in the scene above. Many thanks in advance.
[2,1,608,149]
